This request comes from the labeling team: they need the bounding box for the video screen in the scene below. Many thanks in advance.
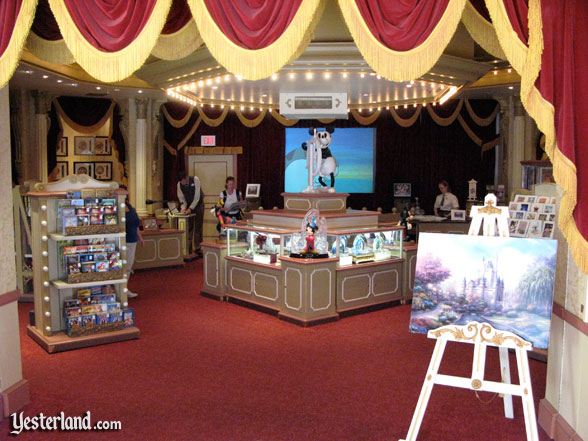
[284,127,376,193]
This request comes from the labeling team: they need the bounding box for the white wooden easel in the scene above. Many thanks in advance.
[400,194,539,441]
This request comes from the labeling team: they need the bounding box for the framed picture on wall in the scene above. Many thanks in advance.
[141,217,158,231]
[74,136,95,155]
[74,162,94,177]
[56,137,68,156]
[95,137,111,155]
[94,162,112,181]
[246,183,260,198]
[393,183,411,197]
[55,161,68,180]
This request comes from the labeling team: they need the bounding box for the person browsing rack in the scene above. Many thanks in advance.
[177,170,205,256]
[219,176,243,221]
[434,180,459,218]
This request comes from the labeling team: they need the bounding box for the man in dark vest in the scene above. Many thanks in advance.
[177,170,205,257]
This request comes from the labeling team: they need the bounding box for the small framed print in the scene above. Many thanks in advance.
[74,162,94,177]
[94,162,112,181]
[514,211,525,220]
[141,217,158,231]
[524,212,537,220]
[515,220,529,237]
[543,204,555,214]
[450,209,466,221]
[536,196,548,204]
[56,137,68,156]
[508,219,518,236]
[528,220,544,238]
[246,183,260,198]
[55,161,68,180]
[526,196,536,204]
[508,202,519,211]
[519,203,529,212]
[515,194,526,203]
[542,222,555,238]
[94,137,111,155]
[393,183,412,197]
[74,136,95,155]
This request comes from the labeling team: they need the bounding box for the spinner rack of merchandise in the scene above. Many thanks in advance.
[26,175,140,353]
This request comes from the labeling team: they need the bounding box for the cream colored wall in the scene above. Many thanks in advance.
[0,86,24,392]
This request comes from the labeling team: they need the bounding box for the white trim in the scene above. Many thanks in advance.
[158,237,182,260]
[253,272,279,301]
[284,267,302,311]
[285,198,311,211]
[204,251,219,288]
[310,268,332,311]
[230,266,253,295]
[372,269,399,297]
[341,273,371,302]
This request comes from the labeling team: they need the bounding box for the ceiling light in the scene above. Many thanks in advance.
[363,93,369,97]
[394,105,398,109]
[369,73,375,76]
[423,103,427,107]
[271,73,278,81]
[262,94,267,97]
[250,107,253,111]
[240,106,244,110]
[493,70,498,75]
[413,103,417,108]
[225,75,231,81]
[212,86,218,90]
[306,72,313,80]
[289,72,295,79]
[138,90,143,94]
[386,106,390,110]
[114,88,120,92]
[404,104,407,109]
[198,81,204,87]
[343,72,348,78]
[421,82,425,86]
[508,68,512,73]
[508,86,514,89]
[360,73,365,78]
[57,79,62,83]
[215,77,221,83]
[324,72,331,79]
[377,75,381,79]
[42,75,48,79]
[96,86,101,90]
[231,105,235,109]
[410,80,414,84]
[206,79,212,85]
[236,75,243,81]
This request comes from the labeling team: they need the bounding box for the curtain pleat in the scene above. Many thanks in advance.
[48,0,172,82]
[187,0,325,80]
[461,0,505,59]
[152,0,201,60]
[337,0,467,81]
[0,0,37,88]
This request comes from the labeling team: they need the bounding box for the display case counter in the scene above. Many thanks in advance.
[412,219,470,240]
[226,223,298,265]
[134,229,184,270]
[327,225,404,266]
[201,241,229,300]
[402,243,418,302]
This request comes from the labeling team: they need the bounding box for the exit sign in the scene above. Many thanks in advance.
[201,135,216,146]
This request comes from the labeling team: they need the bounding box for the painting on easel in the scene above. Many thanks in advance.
[410,233,557,349]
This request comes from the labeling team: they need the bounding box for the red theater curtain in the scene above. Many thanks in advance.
[337,0,467,81]
[461,0,505,58]
[0,0,36,88]
[152,0,202,60]
[187,0,325,80]
[27,0,74,64]
[47,0,172,82]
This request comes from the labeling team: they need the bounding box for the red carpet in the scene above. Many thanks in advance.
[1,260,550,441]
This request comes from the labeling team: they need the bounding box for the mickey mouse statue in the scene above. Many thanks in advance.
[301,125,337,192]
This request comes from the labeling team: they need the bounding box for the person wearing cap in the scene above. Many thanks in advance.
[434,180,459,218]
[177,170,205,256]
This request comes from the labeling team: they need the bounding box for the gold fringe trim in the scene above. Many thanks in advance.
[465,99,499,126]
[235,109,267,127]
[270,111,299,127]
[390,106,422,127]
[461,1,506,60]
[196,106,228,127]
[481,135,501,155]
[55,100,115,134]
[162,105,194,128]
[457,113,482,145]
[188,0,325,80]
[350,109,381,125]
[164,140,178,156]
[178,116,202,150]
[484,0,528,74]
[0,0,37,88]
[48,0,172,82]
[426,100,463,126]
[26,31,75,65]
[521,0,542,105]
[337,0,467,82]
[151,18,203,60]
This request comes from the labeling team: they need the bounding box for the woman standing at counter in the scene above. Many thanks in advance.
[433,180,459,217]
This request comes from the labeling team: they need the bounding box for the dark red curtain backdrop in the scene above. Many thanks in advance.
[31,0,61,40]
[469,0,491,20]
[538,0,588,239]
[202,0,302,49]
[354,0,450,50]
[162,0,191,34]
[0,0,22,55]
[63,0,157,51]
[163,101,497,213]
[503,0,528,43]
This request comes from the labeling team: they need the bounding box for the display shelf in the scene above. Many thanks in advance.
[52,278,128,290]
[49,232,125,241]
[27,325,139,354]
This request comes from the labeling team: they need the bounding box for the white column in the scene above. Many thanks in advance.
[134,98,149,216]
[509,96,526,192]
[0,86,27,416]
[33,91,51,183]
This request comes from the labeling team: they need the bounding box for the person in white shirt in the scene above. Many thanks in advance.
[434,180,459,218]
[218,176,243,220]
[177,171,204,256]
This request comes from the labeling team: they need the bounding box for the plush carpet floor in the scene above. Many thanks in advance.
[0,260,550,441]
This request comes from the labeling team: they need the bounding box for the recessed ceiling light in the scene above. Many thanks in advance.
[114,88,120,92]
[212,86,218,90]
[96,86,101,90]
[306,72,313,80]
[271,74,278,81]
[406,84,412,88]
[138,90,143,93]
[57,79,62,83]
[42,75,48,79]
[508,86,514,89]
[262,94,267,97]
[363,93,369,97]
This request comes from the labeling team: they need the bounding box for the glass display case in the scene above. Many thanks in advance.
[326,226,404,266]
[226,223,298,265]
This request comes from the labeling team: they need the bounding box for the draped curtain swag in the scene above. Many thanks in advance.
[0,0,586,271]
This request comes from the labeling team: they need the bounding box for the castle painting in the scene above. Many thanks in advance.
[409,233,557,349]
